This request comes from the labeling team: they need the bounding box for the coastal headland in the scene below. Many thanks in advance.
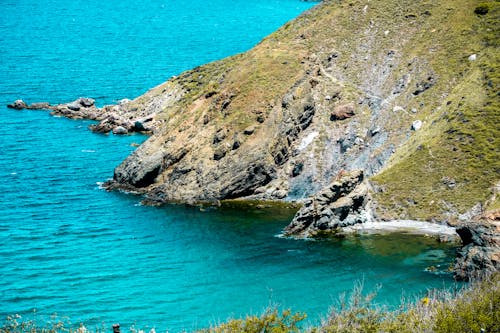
[9,0,499,280]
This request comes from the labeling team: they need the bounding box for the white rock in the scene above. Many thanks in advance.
[411,120,423,131]
[298,131,319,150]
[112,126,128,134]
[393,105,405,112]
[468,54,477,61]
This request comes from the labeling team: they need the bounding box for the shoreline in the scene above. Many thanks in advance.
[342,220,459,241]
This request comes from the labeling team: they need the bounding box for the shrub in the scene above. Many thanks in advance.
[197,309,306,333]
[474,3,491,15]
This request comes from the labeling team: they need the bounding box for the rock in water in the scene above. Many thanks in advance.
[284,170,369,237]
[78,97,95,107]
[7,99,28,110]
[66,101,81,111]
[113,126,128,135]
[454,222,500,281]
[28,102,51,110]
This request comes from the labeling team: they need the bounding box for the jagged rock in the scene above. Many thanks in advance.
[90,119,114,133]
[284,170,369,237]
[330,103,355,121]
[454,222,500,281]
[113,126,128,135]
[7,99,28,110]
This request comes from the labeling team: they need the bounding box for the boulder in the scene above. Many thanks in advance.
[78,97,95,107]
[7,99,28,110]
[113,126,128,135]
[66,101,81,111]
[330,103,355,121]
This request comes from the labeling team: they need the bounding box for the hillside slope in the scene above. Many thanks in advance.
[103,0,499,223]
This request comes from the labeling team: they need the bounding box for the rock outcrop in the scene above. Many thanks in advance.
[284,170,370,237]
[454,221,500,281]
[6,96,162,135]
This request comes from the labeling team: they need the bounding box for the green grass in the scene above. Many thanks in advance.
[371,0,500,220]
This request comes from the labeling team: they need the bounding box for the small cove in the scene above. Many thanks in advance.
[0,0,461,331]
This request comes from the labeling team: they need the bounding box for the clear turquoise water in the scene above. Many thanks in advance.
[0,0,458,331]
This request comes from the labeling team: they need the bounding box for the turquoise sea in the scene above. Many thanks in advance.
[0,0,459,331]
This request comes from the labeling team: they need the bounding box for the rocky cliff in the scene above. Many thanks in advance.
[99,0,498,222]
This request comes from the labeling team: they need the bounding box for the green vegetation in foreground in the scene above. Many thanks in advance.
[2,274,498,333]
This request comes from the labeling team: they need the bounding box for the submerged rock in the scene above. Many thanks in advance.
[28,102,51,110]
[284,170,369,237]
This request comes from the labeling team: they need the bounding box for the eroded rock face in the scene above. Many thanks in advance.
[454,222,500,281]
[284,170,370,237]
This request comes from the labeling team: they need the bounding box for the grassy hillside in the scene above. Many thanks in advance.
[371,1,500,220]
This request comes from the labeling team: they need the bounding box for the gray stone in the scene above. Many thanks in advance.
[78,97,95,107]
[112,126,128,135]
[67,101,81,111]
